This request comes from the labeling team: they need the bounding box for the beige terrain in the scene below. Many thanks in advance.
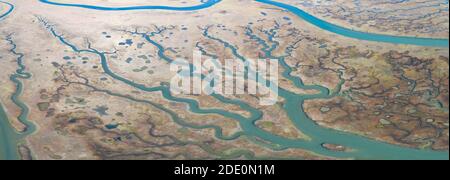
[0,0,448,160]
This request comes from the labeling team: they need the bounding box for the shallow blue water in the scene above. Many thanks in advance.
[255,0,449,47]
[38,0,449,47]
[39,0,221,11]
[38,19,449,159]
[0,0,448,160]
[1,2,37,160]
[0,0,19,160]
[0,34,37,160]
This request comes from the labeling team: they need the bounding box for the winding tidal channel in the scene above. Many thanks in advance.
[0,0,448,160]
[1,0,37,160]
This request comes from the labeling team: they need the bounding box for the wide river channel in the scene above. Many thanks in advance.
[0,0,448,160]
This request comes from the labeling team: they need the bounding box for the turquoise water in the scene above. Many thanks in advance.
[39,17,449,159]
[38,0,449,47]
[0,34,37,160]
[39,0,221,11]
[0,0,448,160]
[0,104,19,160]
[6,35,37,139]
[0,0,20,160]
[255,0,449,47]
[1,2,37,159]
